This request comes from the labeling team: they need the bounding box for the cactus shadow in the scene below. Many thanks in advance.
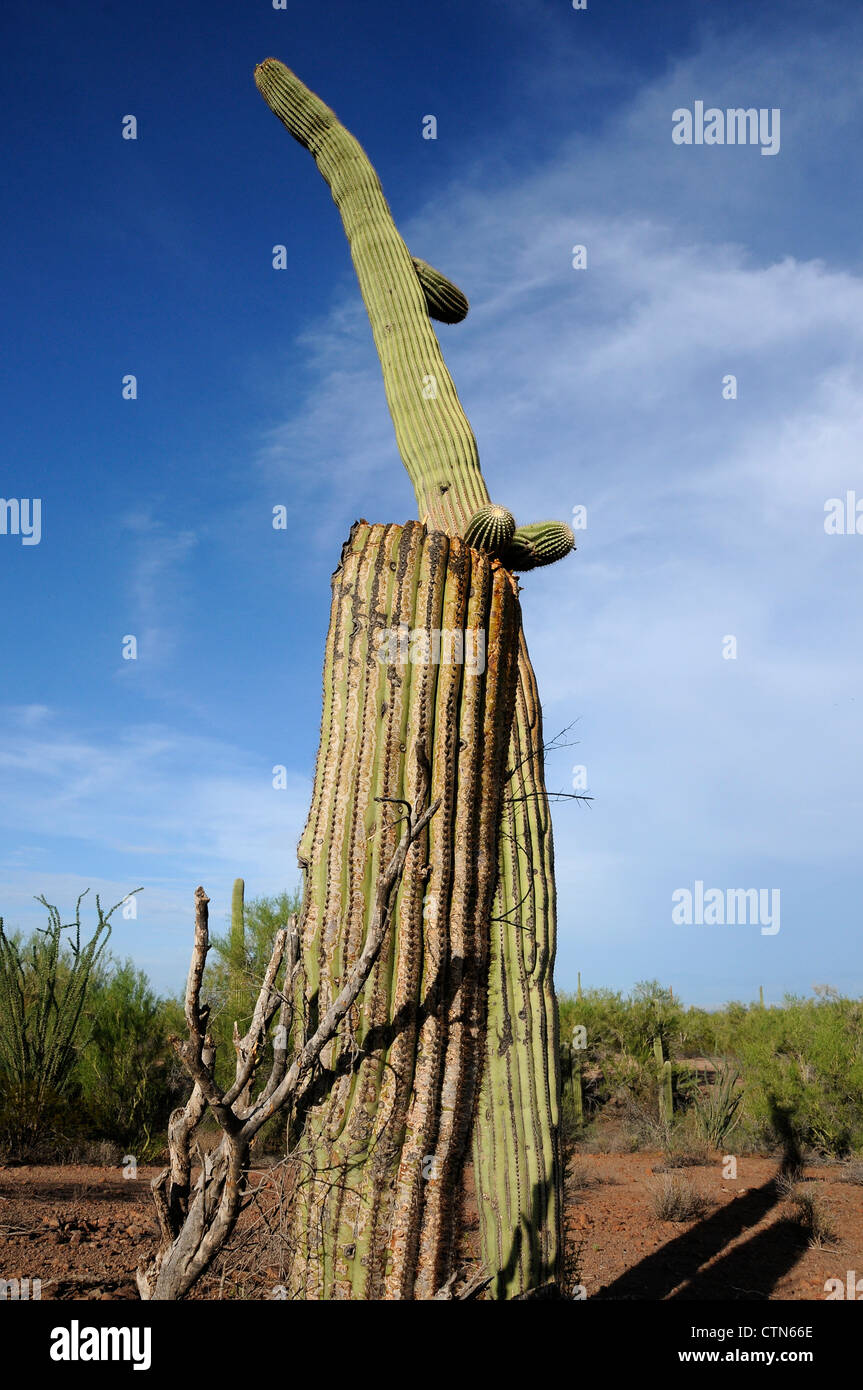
[594,1103,809,1302]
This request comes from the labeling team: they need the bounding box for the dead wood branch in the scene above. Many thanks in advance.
[137,760,439,1301]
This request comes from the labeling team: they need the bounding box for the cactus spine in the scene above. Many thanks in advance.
[256,57,572,1297]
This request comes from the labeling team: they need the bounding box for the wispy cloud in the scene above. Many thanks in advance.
[0,706,310,992]
[115,510,199,678]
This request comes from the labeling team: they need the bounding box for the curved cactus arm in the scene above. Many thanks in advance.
[501,521,576,572]
[411,258,469,325]
[254,58,489,534]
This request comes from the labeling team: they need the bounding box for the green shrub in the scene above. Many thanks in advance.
[0,891,135,1156]
[74,960,185,1156]
[560,984,863,1159]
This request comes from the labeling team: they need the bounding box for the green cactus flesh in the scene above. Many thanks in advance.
[654,1036,673,1123]
[464,503,517,555]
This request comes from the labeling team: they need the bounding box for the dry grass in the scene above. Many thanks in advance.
[839,1159,863,1186]
[785,1184,839,1249]
[650,1173,712,1223]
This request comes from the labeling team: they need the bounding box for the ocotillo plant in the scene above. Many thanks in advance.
[0,890,137,1155]
[255,58,575,1298]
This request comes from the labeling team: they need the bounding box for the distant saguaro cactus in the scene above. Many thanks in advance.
[654,1035,674,1125]
[230,878,245,1019]
[255,57,576,1298]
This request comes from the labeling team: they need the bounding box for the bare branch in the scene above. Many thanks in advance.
[223,926,287,1109]
[244,781,440,1138]
[139,748,440,1300]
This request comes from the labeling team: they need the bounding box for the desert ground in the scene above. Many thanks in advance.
[1,1151,859,1301]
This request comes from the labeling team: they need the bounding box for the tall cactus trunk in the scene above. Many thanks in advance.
[287,521,520,1299]
[255,57,572,1297]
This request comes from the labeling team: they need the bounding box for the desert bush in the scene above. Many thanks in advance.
[559,986,863,1159]
[203,889,302,1083]
[74,960,185,1155]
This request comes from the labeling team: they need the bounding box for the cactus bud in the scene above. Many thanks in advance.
[464,503,517,555]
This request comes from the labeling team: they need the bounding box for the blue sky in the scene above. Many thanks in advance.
[1,0,861,1004]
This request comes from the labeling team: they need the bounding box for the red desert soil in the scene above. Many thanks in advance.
[0,1154,859,1300]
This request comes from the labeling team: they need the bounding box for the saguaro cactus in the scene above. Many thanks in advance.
[255,58,575,1297]
[230,877,245,1018]
[654,1035,674,1125]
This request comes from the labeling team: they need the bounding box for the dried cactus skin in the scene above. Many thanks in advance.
[411,257,469,324]
[288,521,521,1299]
[464,503,517,555]
[254,59,489,533]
